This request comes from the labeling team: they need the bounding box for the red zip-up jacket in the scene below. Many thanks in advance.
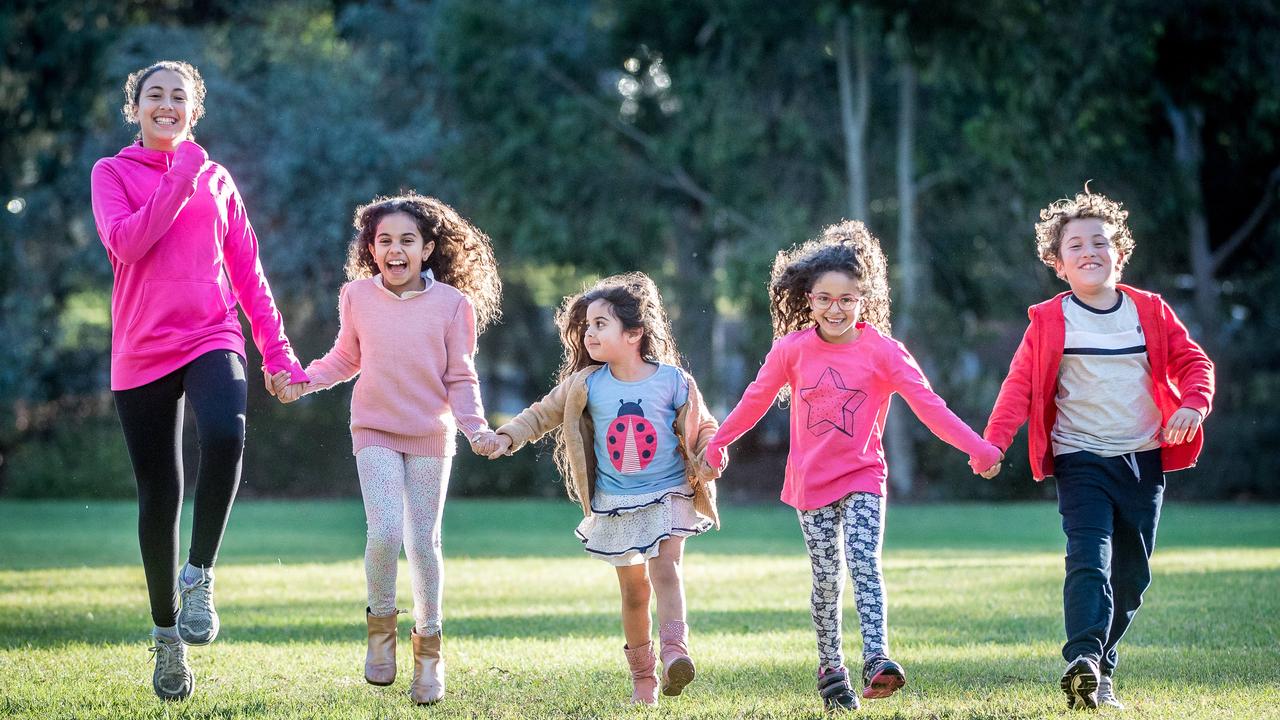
[984,284,1214,481]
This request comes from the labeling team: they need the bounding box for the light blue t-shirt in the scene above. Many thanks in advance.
[586,363,690,495]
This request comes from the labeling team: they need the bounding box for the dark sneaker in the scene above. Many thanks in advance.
[1096,674,1124,709]
[1061,656,1100,710]
[149,632,193,700]
[861,654,906,699]
[178,566,219,645]
[817,666,860,712]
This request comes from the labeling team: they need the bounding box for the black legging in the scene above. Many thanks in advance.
[113,350,248,627]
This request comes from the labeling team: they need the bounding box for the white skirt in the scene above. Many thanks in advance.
[575,483,714,567]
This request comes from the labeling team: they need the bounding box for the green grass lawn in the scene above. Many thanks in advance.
[0,499,1277,719]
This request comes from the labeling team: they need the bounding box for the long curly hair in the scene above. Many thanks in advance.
[770,219,892,338]
[345,193,502,332]
[550,272,682,502]
[121,60,207,142]
[1034,186,1135,278]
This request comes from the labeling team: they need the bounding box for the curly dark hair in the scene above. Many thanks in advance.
[345,193,503,332]
[770,219,892,339]
[121,60,207,141]
[1035,187,1135,277]
[550,272,683,502]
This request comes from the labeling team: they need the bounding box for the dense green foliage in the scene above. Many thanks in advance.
[2,0,1278,499]
[1,499,1278,718]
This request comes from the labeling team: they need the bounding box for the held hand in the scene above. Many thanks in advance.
[278,382,309,404]
[699,459,721,482]
[263,369,287,397]
[1162,407,1204,445]
[486,434,512,460]
[979,461,1002,480]
[469,430,499,457]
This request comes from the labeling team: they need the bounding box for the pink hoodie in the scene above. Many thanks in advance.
[91,142,306,390]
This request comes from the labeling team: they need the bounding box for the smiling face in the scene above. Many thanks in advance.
[1054,218,1125,295]
[136,69,194,151]
[583,298,641,364]
[370,212,434,295]
[807,271,864,342]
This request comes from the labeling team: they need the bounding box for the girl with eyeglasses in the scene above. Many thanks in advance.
[702,220,1001,712]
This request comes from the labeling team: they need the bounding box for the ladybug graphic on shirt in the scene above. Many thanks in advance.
[607,399,657,473]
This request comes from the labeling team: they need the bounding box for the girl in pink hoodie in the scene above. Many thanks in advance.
[703,221,1002,712]
[272,193,503,705]
[89,60,307,701]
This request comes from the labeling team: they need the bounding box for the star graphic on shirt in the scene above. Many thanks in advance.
[798,367,866,437]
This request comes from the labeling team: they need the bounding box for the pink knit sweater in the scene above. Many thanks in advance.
[304,275,488,457]
[707,325,1001,510]
[90,141,306,390]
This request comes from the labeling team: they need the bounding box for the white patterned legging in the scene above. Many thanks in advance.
[797,491,887,672]
[355,446,450,635]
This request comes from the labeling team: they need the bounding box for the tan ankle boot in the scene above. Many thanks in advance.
[364,608,398,686]
[410,628,444,704]
[623,642,659,706]
[658,621,695,696]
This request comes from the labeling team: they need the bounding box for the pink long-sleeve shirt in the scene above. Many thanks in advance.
[90,142,306,390]
[304,275,488,458]
[706,324,1001,510]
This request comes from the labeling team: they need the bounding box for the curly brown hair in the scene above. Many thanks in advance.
[345,193,503,332]
[1034,187,1135,276]
[121,60,207,141]
[549,272,683,502]
[770,220,892,338]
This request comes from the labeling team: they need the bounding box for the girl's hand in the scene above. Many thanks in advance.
[278,382,308,404]
[978,449,1004,479]
[1162,407,1204,445]
[698,459,721,481]
[263,369,288,397]
[486,434,512,460]
[469,430,499,457]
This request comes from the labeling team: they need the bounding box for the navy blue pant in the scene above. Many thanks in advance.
[113,350,248,627]
[1054,448,1164,675]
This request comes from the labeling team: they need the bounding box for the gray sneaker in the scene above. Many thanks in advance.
[149,632,194,700]
[1097,675,1124,709]
[178,567,220,645]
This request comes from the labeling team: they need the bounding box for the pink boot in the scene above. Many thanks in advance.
[658,621,695,696]
[623,642,659,706]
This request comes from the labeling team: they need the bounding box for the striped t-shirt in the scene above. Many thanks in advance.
[1051,293,1162,457]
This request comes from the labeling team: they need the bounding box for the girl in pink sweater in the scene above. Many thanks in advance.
[272,193,502,705]
[703,221,1002,712]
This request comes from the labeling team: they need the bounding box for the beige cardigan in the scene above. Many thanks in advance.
[495,365,721,528]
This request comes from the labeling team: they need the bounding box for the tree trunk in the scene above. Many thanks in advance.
[1163,98,1219,333]
[886,55,918,495]
[836,10,870,221]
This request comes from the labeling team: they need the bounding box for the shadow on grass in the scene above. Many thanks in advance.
[2,565,1272,654]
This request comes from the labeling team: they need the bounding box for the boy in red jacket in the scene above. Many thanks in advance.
[983,189,1214,710]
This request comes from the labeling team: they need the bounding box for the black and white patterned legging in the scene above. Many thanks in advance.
[797,491,887,671]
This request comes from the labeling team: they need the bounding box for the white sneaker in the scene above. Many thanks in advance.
[178,566,220,645]
[1097,674,1124,709]
[149,631,194,700]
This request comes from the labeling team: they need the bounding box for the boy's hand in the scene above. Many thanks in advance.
[486,434,512,460]
[278,382,308,403]
[1162,407,1204,445]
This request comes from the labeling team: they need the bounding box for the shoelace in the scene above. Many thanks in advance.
[181,579,212,620]
[148,639,185,673]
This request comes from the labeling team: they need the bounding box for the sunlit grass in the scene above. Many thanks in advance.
[1,500,1277,719]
